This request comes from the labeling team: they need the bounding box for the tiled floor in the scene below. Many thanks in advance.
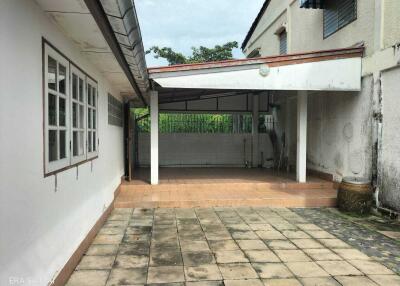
[117,168,337,208]
[67,207,400,286]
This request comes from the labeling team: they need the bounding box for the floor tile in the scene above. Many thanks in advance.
[256,230,286,240]
[182,251,216,266]
[66,270,109,286]
[106,268,147,285]
[185,281,223,286]
[265,240,297,250]
[218,263,258,280]
[252,263,293,279]
[333,248,371,260]
[368,274,400,286]
[147,266,185,284]
[318,239,351,249]
[282,231,310,239]
[334,275,379,286]
[231,231,259,240]
[214,250,248,263]
[244,250,280,263]
[348,259,394,275]
[113,254,148,268]
[223,279,264,286]
[209,240,239,252]
[118,242,150,256]
[150,250,183,266]
[303,248,342,261]
[290,239,324,249]
[316,260,363,276]
[236,240,268,250]
[274,250,311,262]
[300,277,341,286]
[296,224,322,231]
[180,240,210,252]
[92,234,123,245]
[86,244,119,256]
[305,230,335,239]
[184,264,222,281]
[262,278,302,286]
[76,255,115,270]
[285,262,329,278]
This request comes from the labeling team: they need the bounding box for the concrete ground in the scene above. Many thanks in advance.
[67,207,400,286]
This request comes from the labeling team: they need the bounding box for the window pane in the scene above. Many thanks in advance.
[79,104,84,129]
[72,74,78,100]
[60,130,66,159]
[79,131,84,155]
[73,103,78,128]
[88,131,92,152]
[88,109,92,128]
[92,88,96,107]
[88,84,92,105]
[59,97,66,126]
[48,56,57,91]
[73,131,78,156]
[48,93,57,126]
[93,110,96,129]
[58,64,66,94]
[49,130,58,162]
[79,78,84,102]
[92,132,96,151]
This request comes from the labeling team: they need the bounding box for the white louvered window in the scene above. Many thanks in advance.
[323,0,357,38]
[87,78,99,159]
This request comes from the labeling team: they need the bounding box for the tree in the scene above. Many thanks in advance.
[146,41,238,65]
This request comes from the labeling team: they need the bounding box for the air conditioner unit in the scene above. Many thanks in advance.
[300,0,325,9]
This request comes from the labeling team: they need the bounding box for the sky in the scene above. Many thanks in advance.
[135,0,265,67]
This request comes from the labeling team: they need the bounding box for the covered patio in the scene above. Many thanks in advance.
[135,47,363,186]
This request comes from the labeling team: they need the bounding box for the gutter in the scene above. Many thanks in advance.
[84,0,148,106]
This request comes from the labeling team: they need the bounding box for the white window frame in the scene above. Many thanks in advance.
[70,65,87,164]
[87,77,99,159]
[44,45,70,174]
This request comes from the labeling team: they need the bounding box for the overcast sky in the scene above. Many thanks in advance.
[135,0,265,67]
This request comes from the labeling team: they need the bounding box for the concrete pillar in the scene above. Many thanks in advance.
[296,91,308,182]
[150,90,159,185]
[252,93,259,167]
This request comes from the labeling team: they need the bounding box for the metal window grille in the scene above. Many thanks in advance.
[323,0,357,38]
[108,94,123,127]
[279,31,287,55]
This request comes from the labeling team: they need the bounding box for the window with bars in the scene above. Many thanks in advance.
[279,30,287,55]
[44,42,98,175]
[323,0,357,38]
[108,94,123,127]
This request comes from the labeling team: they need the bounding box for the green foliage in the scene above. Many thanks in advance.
[146,41,239,65]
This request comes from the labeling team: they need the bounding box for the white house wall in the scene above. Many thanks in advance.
[0,0,124,284]
[138,134,273,167]
[379,67,400,212]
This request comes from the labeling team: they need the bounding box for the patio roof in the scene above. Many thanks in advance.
[148,47,363,93]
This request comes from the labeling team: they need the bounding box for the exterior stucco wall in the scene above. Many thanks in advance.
[382,0,400,49]
[0,0,124,284]
[306,77,373,179]
[290,0,376,56]
[379,67,400,212]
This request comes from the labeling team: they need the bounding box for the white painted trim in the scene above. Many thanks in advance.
[296,91,307,183]
[86,77,98,159]
[150,91,159,185]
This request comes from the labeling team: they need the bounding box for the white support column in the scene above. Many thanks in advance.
[150,90,159,185]
[296,91,308,182]
[252,93,259,167]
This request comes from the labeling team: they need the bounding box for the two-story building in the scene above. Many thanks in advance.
[242,0,400,213]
